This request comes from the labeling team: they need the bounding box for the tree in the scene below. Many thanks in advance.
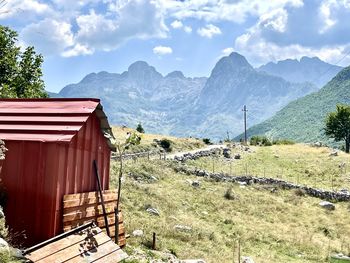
[136,123,145,133]
[113,132,141,244]
[0,25,47,98]
[325,105,350,153]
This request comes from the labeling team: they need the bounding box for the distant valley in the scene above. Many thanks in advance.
[51,52,342,140]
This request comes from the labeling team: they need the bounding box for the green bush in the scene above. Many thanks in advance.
[202,138,211,145]
[160,138,172,152]
[249,136,272,146]
[272,139,295,145]
[136,123,145,133]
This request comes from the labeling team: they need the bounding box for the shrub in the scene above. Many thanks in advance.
[224,187,235,200]
[136,123,145,133]
[273,139,295,145]
[160,139,172,152]
[203,138,211,145]
[250,136,272,146]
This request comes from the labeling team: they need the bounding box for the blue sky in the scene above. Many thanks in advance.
[1,0,350,92]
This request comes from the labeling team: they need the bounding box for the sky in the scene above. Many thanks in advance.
[1,0,350,92]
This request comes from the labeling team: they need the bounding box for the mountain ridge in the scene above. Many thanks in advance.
[54,53,340,140]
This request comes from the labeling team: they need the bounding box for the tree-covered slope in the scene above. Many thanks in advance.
[243,66,350,144]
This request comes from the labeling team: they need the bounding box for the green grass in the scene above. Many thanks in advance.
[186,144,350,191]
[112,126,204,153]
[110,150,350,263]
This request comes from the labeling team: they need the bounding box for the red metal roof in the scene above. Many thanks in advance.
[0,98,115,148]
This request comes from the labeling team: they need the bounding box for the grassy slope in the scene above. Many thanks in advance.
[110,144,350,263]
[242,66,350,144]
[187,144,350,191]
[112,126,205,153]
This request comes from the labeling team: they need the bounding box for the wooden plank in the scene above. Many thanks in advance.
[63,205,117,223]
[63,195,117,209]
[63,202,119,216]
[63,190,117,201]
[63,190,126,248]
[26,227,103,262]
[35,232,111,263]
[66,240,127,263]
[63,214,123,230]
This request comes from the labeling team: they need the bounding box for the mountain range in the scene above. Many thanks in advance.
[258,56,342,88]
[52,52,342,140]
[242,65,350,145]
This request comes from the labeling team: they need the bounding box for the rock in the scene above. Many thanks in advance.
[329,151,338,157]
[238,181,247,186]
[234,153,241,159]
[242,256,255,263]
[10,248,24,258]
[274,154,279,158]
[313,142,322,147]
[174,225,192,232]
[146,207,160,216]
[319,201,335,210]
[132,229,144,237]
[0,237,9,251]
[180,260,206,263]
[339,188,350,195]
[223,148,231,158]
[191,180,200,188]
[0,207,4,219]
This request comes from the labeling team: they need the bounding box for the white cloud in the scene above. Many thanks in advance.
[159,0,303,23]
[171,20,183,29]
[0,0,52,19]
[234,28,350,66]
[259,8,288,33]
[153,45,173,55]
[61,44,93,57]
[222,47,234,56]
[20,18,74,55]
[184,26,192,33]
[197,24,221,38]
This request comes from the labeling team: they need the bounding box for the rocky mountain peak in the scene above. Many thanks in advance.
[211,52,253,76]
[166,71,185,79]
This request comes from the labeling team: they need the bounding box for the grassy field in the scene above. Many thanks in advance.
[110,144,350,262]
[112,126,205,153]
[186,144,350,191]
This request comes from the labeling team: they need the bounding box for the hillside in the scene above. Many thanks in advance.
[56,53,321,140]
[243,66,350,145]
[258,57,343,88]
[111,140,350,263]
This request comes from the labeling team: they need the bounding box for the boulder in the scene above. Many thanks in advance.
[319,201,335,210]
[191,180,200,188]
[174,225,192,232]
[234,153,241,159]
[242,256,255,263]
[132,229,144,237]
[146,207,160,216]
[329,151,338,157]
[223,148,231,158]
[0,237,9,251]
[313,142,322,147]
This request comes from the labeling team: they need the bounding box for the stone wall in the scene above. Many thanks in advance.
[174,165,350,202]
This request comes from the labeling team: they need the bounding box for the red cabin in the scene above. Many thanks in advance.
[0,98,115,246]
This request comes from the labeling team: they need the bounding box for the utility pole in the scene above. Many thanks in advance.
[242,105,247,144]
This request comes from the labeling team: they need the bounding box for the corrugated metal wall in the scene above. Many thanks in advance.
[0,113,111,246]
